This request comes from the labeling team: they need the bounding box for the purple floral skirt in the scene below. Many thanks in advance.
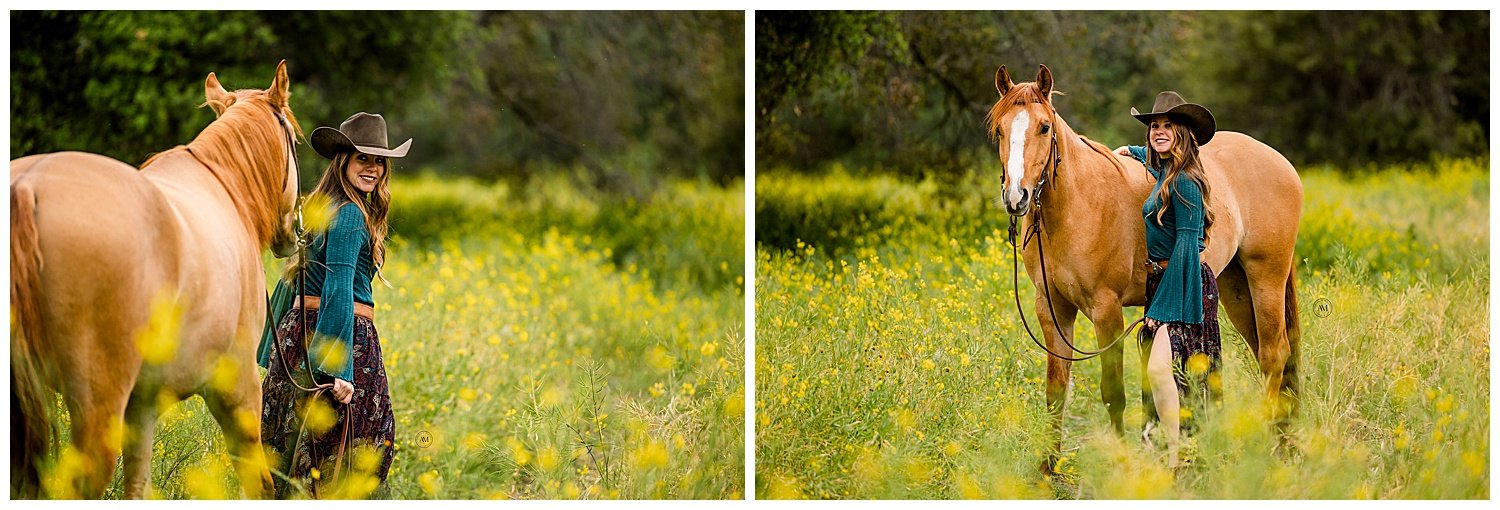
[260,308,395,499]
[1139,262,1222,426]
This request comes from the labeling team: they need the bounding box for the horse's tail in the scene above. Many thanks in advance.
[1282,258,1301,406]
[11,179,51,498]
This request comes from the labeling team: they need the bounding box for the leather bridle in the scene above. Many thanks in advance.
[267,105,353,498]
[1004,106,1144,362]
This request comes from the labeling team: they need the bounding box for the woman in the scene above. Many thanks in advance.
[1113,91,1221,471]
[257,112,410,498]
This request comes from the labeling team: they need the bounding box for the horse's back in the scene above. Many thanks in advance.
[1202,132,1300,186]
[11,152,176,247]
[1200,132,1303,262]
[11,152,183,362]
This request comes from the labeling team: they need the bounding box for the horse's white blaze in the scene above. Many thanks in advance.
[1006,111,1030,207]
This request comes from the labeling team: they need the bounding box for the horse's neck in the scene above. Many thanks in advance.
[1044,123,1128,213]
[179,112,285,245]
[140,148,221,189]
[1032,121,1137,241]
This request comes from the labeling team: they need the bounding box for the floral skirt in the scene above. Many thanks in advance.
[261,308,395,499]
[1139,261,1222,428]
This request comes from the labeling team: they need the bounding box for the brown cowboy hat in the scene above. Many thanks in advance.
[1131,91,1216,145]
[310,112,412,159]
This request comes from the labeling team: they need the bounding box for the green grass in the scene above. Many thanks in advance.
[43,175,745,499]
[754,158,1489,499]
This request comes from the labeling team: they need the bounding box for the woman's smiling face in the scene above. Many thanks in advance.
[1148,115,1176,155]
[345,152,386,194]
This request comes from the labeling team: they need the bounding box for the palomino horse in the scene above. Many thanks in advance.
[986,65,1302,472]
[11,61,301,498]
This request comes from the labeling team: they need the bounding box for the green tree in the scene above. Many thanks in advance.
[1184,11,1489,165]
[11,11,744,190]
[417,11,744,190]
[755,11,1489,174]
[755,11,1184,176]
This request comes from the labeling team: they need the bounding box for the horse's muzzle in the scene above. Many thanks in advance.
[270,236,297,258]
[1004,188,1032,216]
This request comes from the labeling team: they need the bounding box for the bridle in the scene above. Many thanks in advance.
[266,105,353,498]
[1003,105,1144,362]
[274,107,297,199]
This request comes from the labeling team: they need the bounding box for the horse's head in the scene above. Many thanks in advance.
[203,60,301,257]
[987,64,1058,217]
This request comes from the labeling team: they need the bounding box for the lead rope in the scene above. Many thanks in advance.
[276,201,353,499]
[1008,120,1143,362]
[265,113,352,498]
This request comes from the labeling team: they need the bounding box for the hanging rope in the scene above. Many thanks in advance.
[1005,114,1144,362]
[265,117,353,497]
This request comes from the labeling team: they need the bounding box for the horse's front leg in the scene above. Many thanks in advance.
[1036,293,1079,475]
[200,346,275,499]
[1087,301,1126,434]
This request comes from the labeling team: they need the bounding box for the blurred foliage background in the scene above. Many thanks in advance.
[756,11,1489,176]
[11,11,745,195]
[14,11,748,500]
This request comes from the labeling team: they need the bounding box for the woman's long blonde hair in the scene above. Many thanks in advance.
[284,151,392,285]
[1146,119,1214,245]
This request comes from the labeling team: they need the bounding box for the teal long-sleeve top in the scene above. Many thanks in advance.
[257,201,376,381]
[1127,146,1207,325]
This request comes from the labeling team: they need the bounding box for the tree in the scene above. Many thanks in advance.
[11,11,745,190]
[1185,11,1489,165]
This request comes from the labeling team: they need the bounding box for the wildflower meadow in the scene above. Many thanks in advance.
[754,159,1488,499]
[51,174,745,499]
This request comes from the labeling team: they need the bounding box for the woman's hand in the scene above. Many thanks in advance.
[1114,146,1131,157]
[1145,317,1161,331]
[332,378,354,404]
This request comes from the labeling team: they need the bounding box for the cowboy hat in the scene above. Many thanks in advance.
[311,112,412,159]
[1131,91,1216,146]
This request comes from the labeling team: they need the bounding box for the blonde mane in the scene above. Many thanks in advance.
[143,90,301,246]
[985,81,1071,180]
[986,82,1059,142]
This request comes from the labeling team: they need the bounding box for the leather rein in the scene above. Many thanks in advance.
[1005,108,1144,362]
[266,108,353,498]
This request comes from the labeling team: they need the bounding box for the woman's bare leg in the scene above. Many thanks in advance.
[1146,324,1180,469]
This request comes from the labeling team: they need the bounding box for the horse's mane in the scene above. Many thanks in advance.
[985,82,1059,143]
[985,81,1077,180]
[1077,134,1132,181]
[142,90,301,246]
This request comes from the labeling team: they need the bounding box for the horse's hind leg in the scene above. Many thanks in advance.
[61,374,132,498]
[1036,294,1079,475]
[1216,258,1259,403]
[120,388,162,499]
[200,350,274,499]
[1242,256,1294,420]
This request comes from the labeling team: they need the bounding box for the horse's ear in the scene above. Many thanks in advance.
[204,72,231,117]
[995,65,1014,96]
[1036,64,1053,101]
[267,59,290,109]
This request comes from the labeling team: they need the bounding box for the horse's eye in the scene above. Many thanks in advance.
[1041,124,1051,134]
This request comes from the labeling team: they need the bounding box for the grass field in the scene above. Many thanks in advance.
[754,158,1489,499]
[41,174,745,499]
